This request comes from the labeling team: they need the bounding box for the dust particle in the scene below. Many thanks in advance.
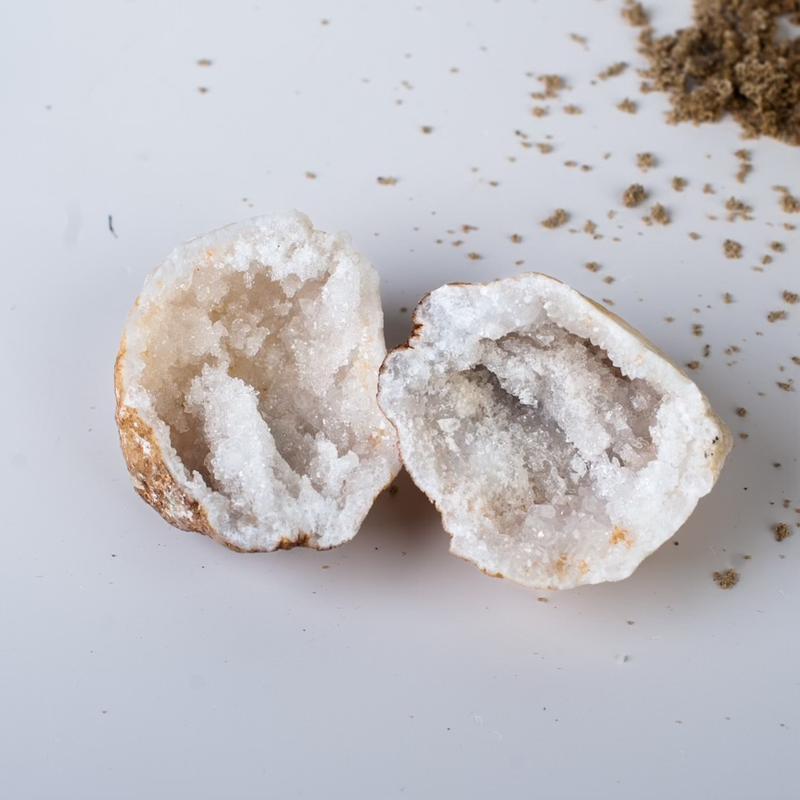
[783,291,799,304]
[767,310,788,322]
[305,171,317,180]
[564,104,583,115]
[467,252,483,261]
[689,231,702,240]
[617,98,638,113]
[672,176,687,191]
[771,241,786,253]
[703,183,716,194]
[735,407,747,417]
[723,292,735,303]
[377,176,398,186]
[510,233,523,243]
[536,142,554,154]
[421,125,434,134]
[196,58,213,67]
[585,261,601,272]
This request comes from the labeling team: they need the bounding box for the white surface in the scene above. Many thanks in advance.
[1,1,798,798]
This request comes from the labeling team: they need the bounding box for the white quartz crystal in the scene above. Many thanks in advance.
[378,274,731,589]
[116,212,400,550]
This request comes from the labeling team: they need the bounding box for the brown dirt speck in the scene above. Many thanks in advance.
[651,203,671,224]
[774,522,792,542]
[725,197,753,221]
[623,183,648,207]
[777,187,800,213]
[713,569,739,590]
[541,209,569,229]
[622,1,649,27]
[723,239,743,259]
[636,152,657,171]
[599,62,628,80]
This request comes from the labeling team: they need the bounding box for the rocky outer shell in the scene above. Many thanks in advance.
[377,274,733,589]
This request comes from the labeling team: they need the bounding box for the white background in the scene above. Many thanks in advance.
[2,1,799,798]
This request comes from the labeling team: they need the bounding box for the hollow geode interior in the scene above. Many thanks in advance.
[378,274,731,589]
[118,212,400,550]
